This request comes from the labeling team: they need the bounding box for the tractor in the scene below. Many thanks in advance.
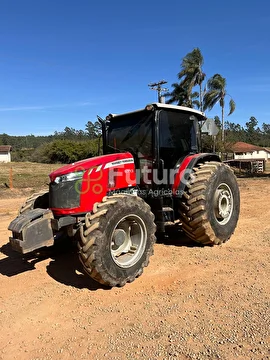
[8,103,240,287]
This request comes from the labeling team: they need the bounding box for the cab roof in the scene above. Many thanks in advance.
[108,102,206,120]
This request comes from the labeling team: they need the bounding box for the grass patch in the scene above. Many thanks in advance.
[0,162,62,190]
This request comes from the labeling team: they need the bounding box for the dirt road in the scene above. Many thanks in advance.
[0,178,269,360]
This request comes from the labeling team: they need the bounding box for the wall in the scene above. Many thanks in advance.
[234,150,269,161]
[0,152,11,163]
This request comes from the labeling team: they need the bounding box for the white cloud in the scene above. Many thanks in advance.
[0,105,46,111]
[0,101,93,112]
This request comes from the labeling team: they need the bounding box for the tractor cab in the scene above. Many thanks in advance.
[103,103,205,193]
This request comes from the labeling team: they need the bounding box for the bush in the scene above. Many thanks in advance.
[31,139,100,164]
[11,149,35,162]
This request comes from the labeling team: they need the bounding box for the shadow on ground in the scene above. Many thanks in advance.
[0,239,108,291]
[236,173,270,179]
[157,226,203,248]
[0,227,201,290]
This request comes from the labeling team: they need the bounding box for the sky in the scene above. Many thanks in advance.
[0,0,269,136]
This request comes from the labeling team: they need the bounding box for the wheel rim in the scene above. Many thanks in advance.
[110,214,147,268]
[214,183,234,225]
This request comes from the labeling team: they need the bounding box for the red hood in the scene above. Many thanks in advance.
[49,152,133,181]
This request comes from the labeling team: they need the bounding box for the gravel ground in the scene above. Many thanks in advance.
[0,177,269,360]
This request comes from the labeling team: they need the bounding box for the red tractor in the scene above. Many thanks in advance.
[8,103,240,287]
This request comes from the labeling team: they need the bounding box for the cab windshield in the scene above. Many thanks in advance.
[107,110,154,160]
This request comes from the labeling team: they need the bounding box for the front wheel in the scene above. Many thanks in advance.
[19,190,49,215]
[78,194,156,287]
[179,162,240,245]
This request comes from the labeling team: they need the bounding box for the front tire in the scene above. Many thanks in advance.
[179,162,240,245]
[19,190,49,215]
[78,194,156,287]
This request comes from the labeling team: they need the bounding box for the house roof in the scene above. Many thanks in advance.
[228,142,268,153]
[0,145,12,152]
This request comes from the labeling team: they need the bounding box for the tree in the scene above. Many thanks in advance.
[214,116,221,128]
[178,48,206,111]
[0,133,10,145]
[164,83,200,108]
[85,121,102,139]
[225,121,246,144]
[261,122,270,147]
[262,123,270,134]
[203,74,236,142]
[32,139,99,163]
[245,116,261,144]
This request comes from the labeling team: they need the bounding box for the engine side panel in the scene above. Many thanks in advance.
[50,153,136,216]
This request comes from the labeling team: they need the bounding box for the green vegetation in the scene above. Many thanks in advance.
[201,115,270,153]
[177,47,205,111]
[31,138,100,164]
[203,74,236,142]
[0,162,60,190]
[165,48,204,109]
[0,120,101,163]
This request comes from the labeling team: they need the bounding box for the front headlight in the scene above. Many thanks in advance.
[54,171,84,184]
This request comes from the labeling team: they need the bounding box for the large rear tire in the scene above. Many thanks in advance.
[78,194,156,287]
[179,161,240,245]
[19,190,49,215]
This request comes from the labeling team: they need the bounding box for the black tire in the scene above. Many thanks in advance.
[179,161,240,245]
[19,190,49,215]
[78,194,156,287]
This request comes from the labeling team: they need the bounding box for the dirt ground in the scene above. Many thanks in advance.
[0,177,269,360]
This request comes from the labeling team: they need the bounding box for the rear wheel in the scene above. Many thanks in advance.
[78,194,156,287]
[19,190,49,215]
[179,161,240,245]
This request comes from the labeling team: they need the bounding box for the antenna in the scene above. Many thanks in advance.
[148,80,168,103]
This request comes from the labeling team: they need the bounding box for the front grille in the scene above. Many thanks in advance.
[49,180,81,209]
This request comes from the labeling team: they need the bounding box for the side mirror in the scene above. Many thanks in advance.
[201,118,219,136]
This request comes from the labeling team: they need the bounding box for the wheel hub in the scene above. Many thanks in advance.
[214,183,234,225]
[110,215,147,268]
[112,229,127,247]
[218,190,231,218]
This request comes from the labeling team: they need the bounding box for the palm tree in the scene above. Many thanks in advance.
[203,74,235,142]
[178,48,206,111]
[164,83,200,109]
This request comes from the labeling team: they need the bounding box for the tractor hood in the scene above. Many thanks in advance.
[49,152,134,182]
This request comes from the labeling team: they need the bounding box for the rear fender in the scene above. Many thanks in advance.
[172,153,221,197]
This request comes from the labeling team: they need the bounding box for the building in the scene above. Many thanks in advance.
[0,145,12,163]
[230,142,270,161]
[225,142,270,174]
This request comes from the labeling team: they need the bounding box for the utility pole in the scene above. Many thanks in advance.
[148,80,168,103]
